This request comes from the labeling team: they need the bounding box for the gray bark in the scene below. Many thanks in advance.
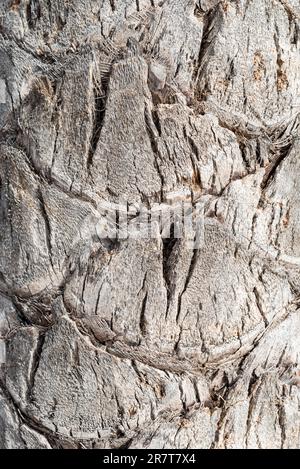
[0,0,300,449]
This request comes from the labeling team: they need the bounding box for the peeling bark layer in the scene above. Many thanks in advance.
[0,0,300,449]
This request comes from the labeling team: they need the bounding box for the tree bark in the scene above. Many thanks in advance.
[0,0,300,449]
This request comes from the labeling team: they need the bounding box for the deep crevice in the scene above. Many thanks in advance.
[109,0,116,12]
[144,106,165,200]
[176,248,198,323]
[261,142,292,190]
[27,332,46,402]
[26,0,41,29]
[247,370,259,397]
[151,109,162,136]
[162,223,177,312]
[239,140,251,170]
[193,4,222,97]
[87,75,110,169]
[37,188,54,270]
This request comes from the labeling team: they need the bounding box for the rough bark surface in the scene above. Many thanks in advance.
[0,0,300,449]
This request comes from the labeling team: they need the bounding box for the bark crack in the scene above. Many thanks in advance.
[27,332,45,403]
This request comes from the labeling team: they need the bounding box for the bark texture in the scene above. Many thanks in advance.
[0,0,300,449]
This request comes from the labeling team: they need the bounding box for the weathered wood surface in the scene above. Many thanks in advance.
[0,0,300,448]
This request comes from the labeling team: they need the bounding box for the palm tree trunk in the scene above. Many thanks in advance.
[0,0,299,449]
